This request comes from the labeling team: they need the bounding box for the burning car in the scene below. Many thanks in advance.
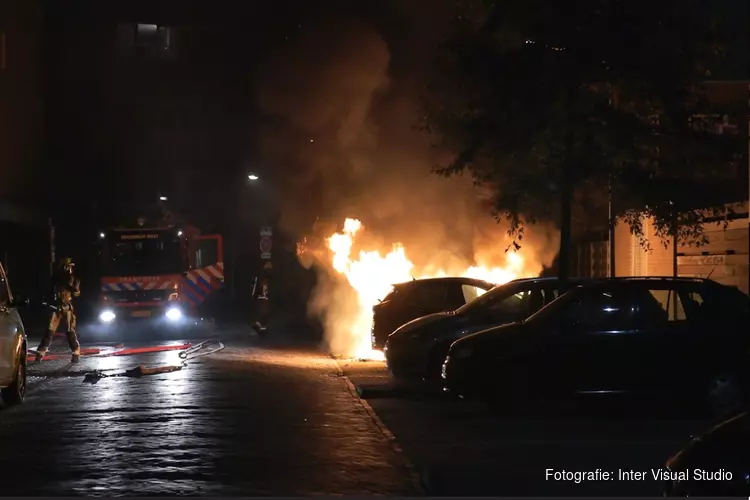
[371,277,495,351]
[384,277,586,380]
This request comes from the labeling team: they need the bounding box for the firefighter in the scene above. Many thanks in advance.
[252,276,270,335]
[35,257,82,363]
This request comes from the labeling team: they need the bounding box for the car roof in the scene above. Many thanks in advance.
[489,276,589,289]
[581,276,724,286]
[511,276,589,284]
[392,276,495,289]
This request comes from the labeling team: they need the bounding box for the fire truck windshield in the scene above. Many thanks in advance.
[103,232,185,276]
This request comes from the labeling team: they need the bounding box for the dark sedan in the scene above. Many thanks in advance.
[370,277,495,351]
[663,412,749,496]
[385,277,586,380]
[443,277,750,418]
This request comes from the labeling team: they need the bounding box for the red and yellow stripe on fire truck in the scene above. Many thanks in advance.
[100,262,225,307]
[180,262,225,306]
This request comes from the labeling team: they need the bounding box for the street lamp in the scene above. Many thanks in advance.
[248,174,259,181]
[159,196,168,201]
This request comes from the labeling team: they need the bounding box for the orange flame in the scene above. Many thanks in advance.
[323,218,535,360]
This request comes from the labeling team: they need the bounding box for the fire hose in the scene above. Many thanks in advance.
[79,339,226,383]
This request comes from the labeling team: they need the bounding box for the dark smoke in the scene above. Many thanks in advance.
[256,15,559,265]
[255,14,559,354]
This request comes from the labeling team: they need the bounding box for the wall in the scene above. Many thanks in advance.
[0,0,44,198]
[611,212,749,294]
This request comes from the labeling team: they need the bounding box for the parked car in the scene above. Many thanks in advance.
[0,262,29,406]
[442,277,750,418]
[371,277,495,351]
[663,411,749,497]
[385,277,586,380]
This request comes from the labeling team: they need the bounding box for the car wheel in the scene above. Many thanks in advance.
[387,362,411,380]
[705,372,746,419]
[1,353,27,406]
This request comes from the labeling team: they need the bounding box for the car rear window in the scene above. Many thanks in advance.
[381,286,400,302]
[708,284,750,317]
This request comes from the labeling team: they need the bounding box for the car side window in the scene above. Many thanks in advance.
[644,287,686,321]
[543,286,561,303]
[566,288,636,330]
[485,289,531,315]
[674,285,732,321]
[526,286,545,314]
[410,284,449,308]
[461,285,488,304]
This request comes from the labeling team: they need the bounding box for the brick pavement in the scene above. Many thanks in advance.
[0,336,421,496]
[342,361,715,496]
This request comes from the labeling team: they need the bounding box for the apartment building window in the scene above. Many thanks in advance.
[690,114,737,135]
[135,23,172,55]
[136,24,158,47]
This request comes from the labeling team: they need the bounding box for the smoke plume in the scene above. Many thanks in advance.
[256,15,560,354]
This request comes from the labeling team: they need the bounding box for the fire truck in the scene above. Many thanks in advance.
[96,213,224,329]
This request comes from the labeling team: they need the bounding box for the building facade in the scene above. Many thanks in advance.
[576,81,750,294]
[0,0,44,199]
[0,0,51,302]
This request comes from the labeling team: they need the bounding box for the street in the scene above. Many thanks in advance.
[0,327,721,496]
[0,329,419,496]
[341,360,716,497]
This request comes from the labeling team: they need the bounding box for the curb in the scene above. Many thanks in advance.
[331,356,427,496]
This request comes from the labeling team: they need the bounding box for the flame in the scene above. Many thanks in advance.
[321,218,535,361]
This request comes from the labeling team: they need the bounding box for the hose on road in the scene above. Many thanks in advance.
[81,339,225,384]
[178,338,225,360]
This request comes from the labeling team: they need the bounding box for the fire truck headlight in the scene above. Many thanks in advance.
[99,310,116,323]
[166,307,182,321]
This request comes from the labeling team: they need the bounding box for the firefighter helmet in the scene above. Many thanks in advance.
[59,257,75,269]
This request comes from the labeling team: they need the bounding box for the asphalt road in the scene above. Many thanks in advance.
[341,360,719,497]
[0,328,420,496]
[1,325,726,497]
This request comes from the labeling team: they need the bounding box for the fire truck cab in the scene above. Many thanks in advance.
[97,215,224,329]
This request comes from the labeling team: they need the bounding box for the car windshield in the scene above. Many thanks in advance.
[455,281,532,316]
[103,231,185,276]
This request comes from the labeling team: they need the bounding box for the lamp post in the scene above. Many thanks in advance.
[231,173,261,301]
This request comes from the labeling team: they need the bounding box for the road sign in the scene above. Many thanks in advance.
[260,226,273,236]
[260,236,272,253]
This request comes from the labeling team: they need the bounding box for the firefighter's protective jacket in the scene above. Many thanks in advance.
[52,268,81,304]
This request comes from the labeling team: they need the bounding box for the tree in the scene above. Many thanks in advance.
[421,0,744,282]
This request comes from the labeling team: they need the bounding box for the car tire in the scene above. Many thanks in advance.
[1,353,27,406]
[704,371,746,419]
[387,363,411,380]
